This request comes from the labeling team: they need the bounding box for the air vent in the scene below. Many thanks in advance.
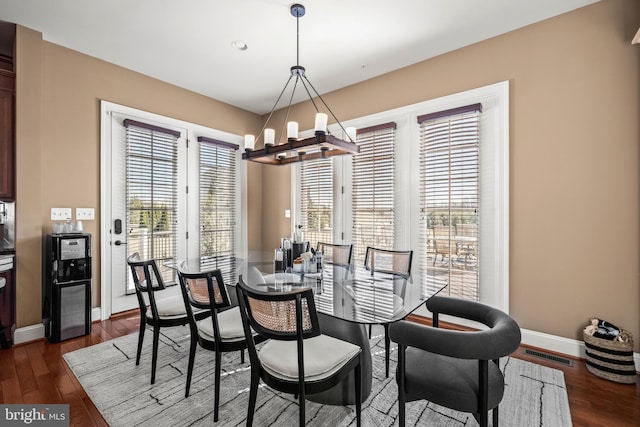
[523,348,573,367]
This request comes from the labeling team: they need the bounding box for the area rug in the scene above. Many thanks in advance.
[63,325,572,426]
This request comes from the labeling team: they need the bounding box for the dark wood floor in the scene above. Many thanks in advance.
[0,313,638,426]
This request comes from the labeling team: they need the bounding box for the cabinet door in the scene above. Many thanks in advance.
[0,83,15,201]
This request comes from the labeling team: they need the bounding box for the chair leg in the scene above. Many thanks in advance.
[479,360,489,427]
[384,324,390,378]
[240,348,245,364]
[368,324,372,339]
[397,344,406,427]
[185,333,198,397]
[150,326,160,384]
[493,405,499,427]
[246,370,259,427]
[214,351,222,422]
[354,362,362,427]
[136,317,146,365]
[299,384,306,427]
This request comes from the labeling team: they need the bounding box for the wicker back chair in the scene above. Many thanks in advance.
[363,246,413,377]
[235,276,362,427]
[127,253,209,384]
[177,267,259,421]
[316,242,354,267]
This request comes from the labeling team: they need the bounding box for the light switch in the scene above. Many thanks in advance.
[76,208,95,220]
[51,208,72,220]
[285,209,291,218]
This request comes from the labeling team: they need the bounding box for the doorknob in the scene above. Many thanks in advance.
[114,240,127,246]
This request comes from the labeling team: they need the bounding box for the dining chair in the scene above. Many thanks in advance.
[177,267,264,421]
[235,276,362,427]
[363,246,413,378]
[455,223,478,269]
[316,242,353,266]
[389,295,521,427]
[126,253,210,384]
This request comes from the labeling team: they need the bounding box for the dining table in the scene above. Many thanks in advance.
[167,255,448,405]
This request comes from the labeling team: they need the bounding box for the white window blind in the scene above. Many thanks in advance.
[198,136,239,286]
[300,158,333,248]
[418,104,481,301]
[351,122,397,266]
[124,119,180,287]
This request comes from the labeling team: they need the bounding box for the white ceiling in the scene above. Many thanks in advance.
[1,0,599,114]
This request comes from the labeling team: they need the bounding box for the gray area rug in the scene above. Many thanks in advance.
[63,325,572,426]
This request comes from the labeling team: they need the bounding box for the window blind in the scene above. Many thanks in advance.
[418,104,481,300]
[198,136,239,286]
[300,158,333,248]
[351,122,397,266]
[124,119,179,287]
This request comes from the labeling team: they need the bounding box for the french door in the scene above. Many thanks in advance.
[105,109,187,314]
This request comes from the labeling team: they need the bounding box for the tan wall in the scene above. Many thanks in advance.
[15,28,262,327]
[263,0,640,351]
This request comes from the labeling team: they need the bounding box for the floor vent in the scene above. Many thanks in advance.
[523,348,573,367]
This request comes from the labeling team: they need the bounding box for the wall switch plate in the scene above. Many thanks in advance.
[285,209,291,218]
[76,208,95,220]
[51,208,72,220]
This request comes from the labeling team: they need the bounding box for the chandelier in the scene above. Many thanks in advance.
[242,3,359,165]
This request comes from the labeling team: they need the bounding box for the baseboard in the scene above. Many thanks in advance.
[520,328,640,371]
[13,307,102,345]
[14,323,45,345]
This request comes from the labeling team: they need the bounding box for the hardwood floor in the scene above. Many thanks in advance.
[0,313,638,426]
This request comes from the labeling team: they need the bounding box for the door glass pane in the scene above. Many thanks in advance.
[126,125,179,291]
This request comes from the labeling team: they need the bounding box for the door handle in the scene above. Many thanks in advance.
[114,240,127,246]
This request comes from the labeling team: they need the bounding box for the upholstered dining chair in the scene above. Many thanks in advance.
[126,253,210,384]
[389,295,521,427]
[363,246,413,377]
[316,242,353,266]
[235,276,362,427]
[177,267,264,422]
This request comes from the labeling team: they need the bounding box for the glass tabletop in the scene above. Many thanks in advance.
[166,257,447,325]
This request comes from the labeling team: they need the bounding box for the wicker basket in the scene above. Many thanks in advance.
[583,330,637,384]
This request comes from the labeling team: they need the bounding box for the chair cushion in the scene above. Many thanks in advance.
[402,347,505,414]
[196,306,246,342]
[259,334,360,382]
[146,295,187,319]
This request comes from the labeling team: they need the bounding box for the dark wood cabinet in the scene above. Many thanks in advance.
[0,70,15,201]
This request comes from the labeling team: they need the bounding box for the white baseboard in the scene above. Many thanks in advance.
[14,323,45,345]
[13,306,103,345]
[521,328,640,370]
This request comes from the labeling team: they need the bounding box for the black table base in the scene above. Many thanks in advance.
[308,313,372,405]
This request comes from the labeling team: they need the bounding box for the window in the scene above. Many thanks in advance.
[299,158,334,247]
[198,136,239,286]
[293,81,508,311]
[418,105,481,301]
[351,122,397,265]
[124,119,180,288]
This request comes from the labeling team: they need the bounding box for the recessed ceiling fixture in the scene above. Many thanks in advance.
[232,40,248,51]
[242,3,359,166]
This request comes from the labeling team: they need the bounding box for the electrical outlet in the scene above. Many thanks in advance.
[76,208,95,220]
[51,208,72,220]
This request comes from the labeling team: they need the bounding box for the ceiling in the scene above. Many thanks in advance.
[1,0,599,115]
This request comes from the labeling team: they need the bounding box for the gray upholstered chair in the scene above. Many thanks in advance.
[389,295,521,427]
